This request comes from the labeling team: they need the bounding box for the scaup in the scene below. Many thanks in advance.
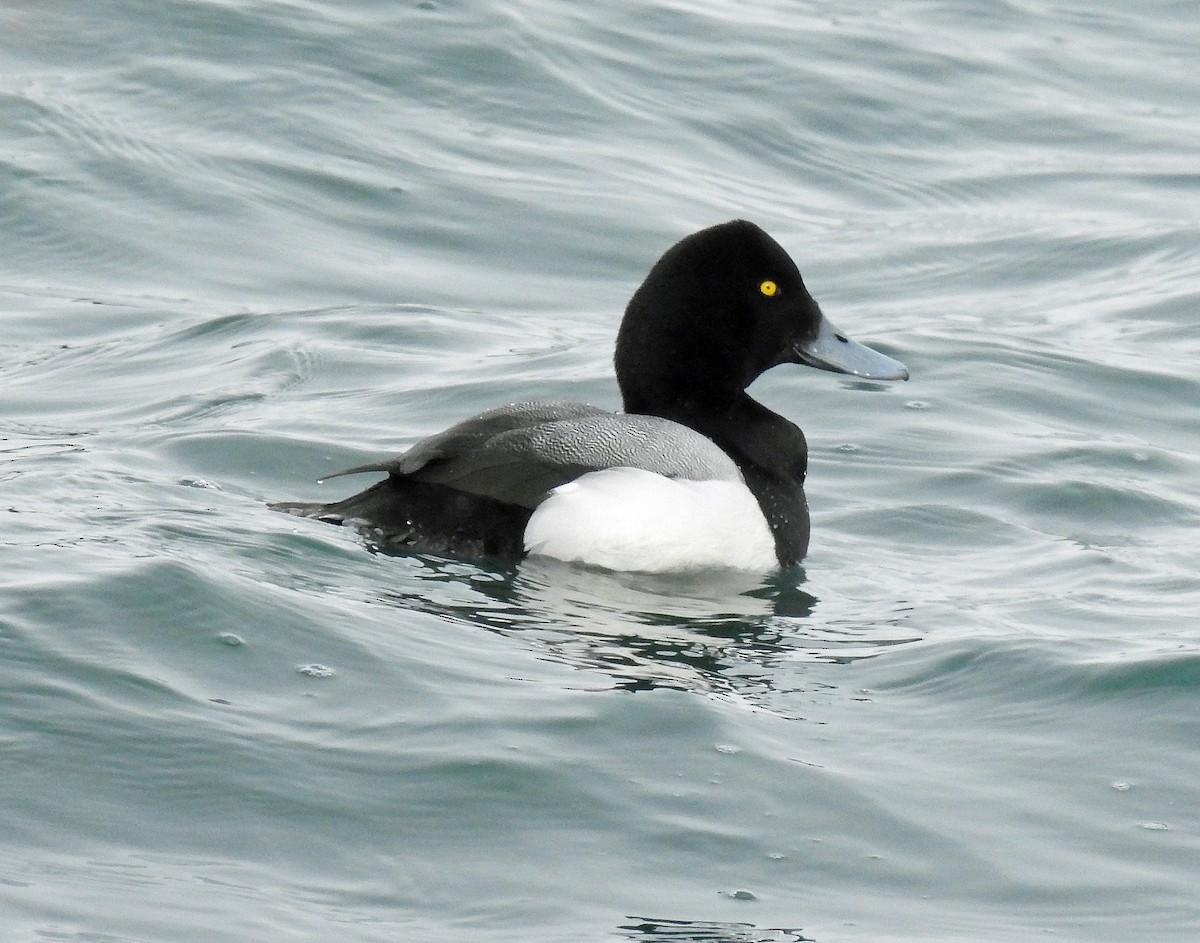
[271,220,908,571]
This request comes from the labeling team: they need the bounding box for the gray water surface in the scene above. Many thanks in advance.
[2,2,1198,941]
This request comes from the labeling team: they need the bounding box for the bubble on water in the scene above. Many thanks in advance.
[725,889,757,901]
[1111,781,1133,792]
[714,743,741,755]
[218,633,245,647]
[179,477,221,490]
[905,400,931,410]
[1140,821,1169,831]
[297,664,335,678]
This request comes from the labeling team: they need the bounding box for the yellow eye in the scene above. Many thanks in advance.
[759,280,778,297]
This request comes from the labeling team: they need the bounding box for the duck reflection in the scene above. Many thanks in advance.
[618,915,814,942]
[367,545,916,701]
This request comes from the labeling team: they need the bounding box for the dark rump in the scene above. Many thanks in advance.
[270,475,533,560]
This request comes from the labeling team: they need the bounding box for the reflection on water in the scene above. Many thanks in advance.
[619,916,813,942]
[366,545,919,703]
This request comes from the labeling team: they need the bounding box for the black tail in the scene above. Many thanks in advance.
[270,475,532,560]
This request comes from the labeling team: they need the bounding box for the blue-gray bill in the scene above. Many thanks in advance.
[794,315,909,381]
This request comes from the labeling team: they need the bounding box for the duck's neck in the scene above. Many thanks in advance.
[626,391,811,566]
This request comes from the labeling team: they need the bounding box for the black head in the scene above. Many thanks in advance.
[615,220,906,415]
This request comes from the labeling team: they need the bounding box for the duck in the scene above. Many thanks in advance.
[270,220,908,572]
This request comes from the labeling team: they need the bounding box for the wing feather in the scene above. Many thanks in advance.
[320,399,742,510]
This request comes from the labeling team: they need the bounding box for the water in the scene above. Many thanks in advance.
[2,1,1199,940]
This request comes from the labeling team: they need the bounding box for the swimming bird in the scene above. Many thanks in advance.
[271,220,908,572]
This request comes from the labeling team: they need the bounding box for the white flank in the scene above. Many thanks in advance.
[523,467,777,573]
